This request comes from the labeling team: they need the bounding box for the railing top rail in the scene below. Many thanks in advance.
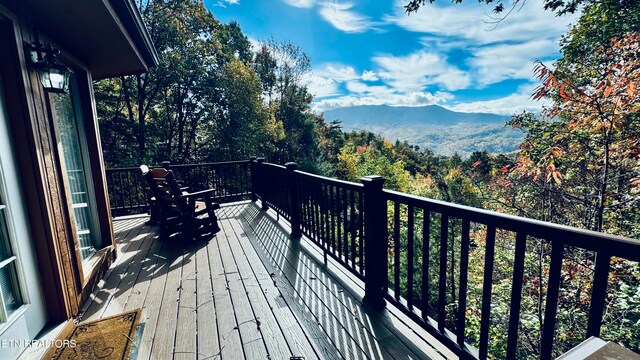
[260,162,287,170]
[293,169,364,191]
[170,160,251,167]
[384,189,640,261]
[106,166,145,171]
[107,160,252,172]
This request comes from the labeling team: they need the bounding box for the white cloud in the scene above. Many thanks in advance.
[305,0,578,114]
[303,63,360,99]
[446,83,549,115]
[312,79,452,112]
[373,51,471,91]
[247,36,261,52]
[282,0,317,8]
[318,2,373,33]
[388,0,577,46]
[384,0,579,89]
[469,39,557,86]
[315,64,360,81]
[313,90,450,113]
[361,70,379,81]
[304,73,341,98]
[215,0,239,6]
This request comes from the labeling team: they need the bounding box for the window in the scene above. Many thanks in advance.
[0,173,23,322]
[49,82,102,266]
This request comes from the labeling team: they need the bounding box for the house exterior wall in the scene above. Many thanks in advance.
[0,2,117,339]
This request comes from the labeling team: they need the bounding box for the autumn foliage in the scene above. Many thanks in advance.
[509,33,640,233]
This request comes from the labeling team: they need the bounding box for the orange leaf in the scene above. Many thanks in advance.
[604,86,613,98]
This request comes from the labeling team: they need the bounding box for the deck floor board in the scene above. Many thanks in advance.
[80,202,451,360]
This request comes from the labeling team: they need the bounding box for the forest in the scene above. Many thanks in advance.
[96,0,640,358]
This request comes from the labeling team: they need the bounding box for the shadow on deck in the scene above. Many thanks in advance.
[80,201,454,360]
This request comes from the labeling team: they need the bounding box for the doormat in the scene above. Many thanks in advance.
[43,309,142,360]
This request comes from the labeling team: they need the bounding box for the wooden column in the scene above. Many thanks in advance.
[249,156,257,202]
[256,158,268,211]
[285,162,301,239]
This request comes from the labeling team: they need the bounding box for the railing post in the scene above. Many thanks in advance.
[249,157,257,202]
[361,175,387,310]
[256,157,268,211]
[285,162,301,239]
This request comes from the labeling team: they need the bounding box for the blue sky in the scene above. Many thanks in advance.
[207,0,579,115]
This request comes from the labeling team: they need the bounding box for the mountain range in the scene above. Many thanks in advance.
[322,105,523,157]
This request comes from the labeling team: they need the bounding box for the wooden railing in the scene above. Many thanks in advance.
[251,160,290,221]
[105,160,251,216]
[106,159,640,359]
[251,159,640,360]
[168,160,251,202]
[105,166,148,216]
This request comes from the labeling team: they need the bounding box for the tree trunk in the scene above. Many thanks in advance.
[595,131,611,232]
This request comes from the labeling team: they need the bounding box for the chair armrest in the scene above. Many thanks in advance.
[182,188,215,199]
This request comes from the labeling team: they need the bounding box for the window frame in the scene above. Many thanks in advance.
[45,69,106,285]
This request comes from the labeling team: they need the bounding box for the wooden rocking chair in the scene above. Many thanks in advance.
[137,165,160,224]
[143,166,221,240]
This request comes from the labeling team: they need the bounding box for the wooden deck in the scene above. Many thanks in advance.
[79,201,454,360]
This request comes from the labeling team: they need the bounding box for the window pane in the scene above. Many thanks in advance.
[49,92,100,263]
[0,209,10,261]
[0,262,20,318]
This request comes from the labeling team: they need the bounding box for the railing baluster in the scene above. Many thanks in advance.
[325,184,332,250]
[422,207,431,322]
[216,165,222,198]
[107,172,113,210]
[314,181,321,243]
[330,185,337,255]
[217,164,223,198]
[307,181,313,237]
[407,204,415,309]
[311,181,322,244]
[321,183,328,247]
[457,219,470,347]
[299,178,307,234]
[438,214,448,333]
[303,179,309,234]
[337,187,342,260]
[225,164,230,198]
[587,252,611,337]
[238,162,242,196]
[118,171,125,210]
[506,232,527,359]
[126,171,133,209]
[343,188,349,262]
[479,225,496,360]
[540,241,564,359]
[314,180,321,243]
[350,190,356,268]
[393,201,401,300]
[236,162,241,196]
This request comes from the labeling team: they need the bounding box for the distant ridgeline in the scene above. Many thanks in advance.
[323,105,523,158]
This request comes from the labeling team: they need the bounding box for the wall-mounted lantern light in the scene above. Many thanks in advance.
[25,42,72,94]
